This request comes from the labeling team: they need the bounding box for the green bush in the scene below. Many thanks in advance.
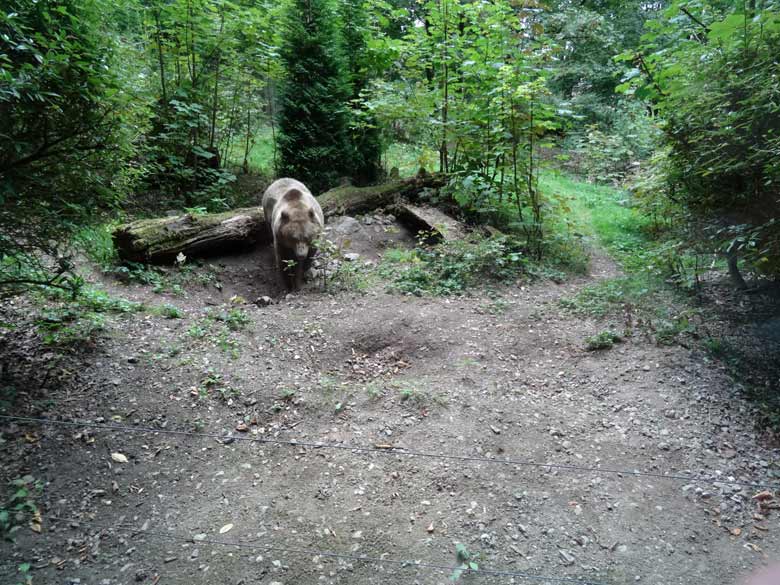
[0,0,137,296]
[619,3,780,280]
[1,475,42,542]
[382,236,526,296]
[585,330,622,351]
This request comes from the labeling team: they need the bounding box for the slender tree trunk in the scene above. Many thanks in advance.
[266,72,278,173]
[209,9,226,150]
[439,0,449,174]
[187,0,196,84]
[154,9,168,103]
[242,109,252,174]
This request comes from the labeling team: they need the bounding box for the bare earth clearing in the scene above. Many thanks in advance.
[1,214,779,585]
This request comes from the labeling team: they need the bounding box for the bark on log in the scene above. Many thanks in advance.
[113,174,445,263]
[113,207,266,263]
[317,173,446,217]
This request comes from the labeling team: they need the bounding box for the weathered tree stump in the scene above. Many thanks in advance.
[113,173,446,263]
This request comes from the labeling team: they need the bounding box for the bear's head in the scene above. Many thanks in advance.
[277,194,321,261]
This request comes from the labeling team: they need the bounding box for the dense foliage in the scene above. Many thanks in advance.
[2,0,779,293]
[276,0,354,194]
[0,0,135,294]
[621,1,780,281]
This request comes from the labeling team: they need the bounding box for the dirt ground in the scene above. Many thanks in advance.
[1,213,779,585]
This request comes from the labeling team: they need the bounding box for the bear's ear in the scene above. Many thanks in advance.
[281,210,290,223]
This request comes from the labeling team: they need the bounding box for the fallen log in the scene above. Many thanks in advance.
[112,207,267,263]
[317,172,446,217]
[392,203,466,243]
[113,173,445,263]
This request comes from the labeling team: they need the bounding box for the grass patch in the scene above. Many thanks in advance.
[559,277,650,318]
[153,303,183,319]
[585,330,622,351]
[225,125,277,175]
[384,142,438,177]
[540,170,652,270]
[379,236,526,296]
[33,285,143,349]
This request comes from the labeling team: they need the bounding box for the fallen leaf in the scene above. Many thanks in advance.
[219,523,233,534]
[730,527,742,537]
[426,522,434,533]
[745,542,762,553]
[235,422,248,432]
[111,453,128,463]
[30,511,42,533]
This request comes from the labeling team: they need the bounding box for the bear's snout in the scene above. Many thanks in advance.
[294,242,309,260]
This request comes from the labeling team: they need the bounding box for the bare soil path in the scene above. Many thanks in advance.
[1,214,779,585]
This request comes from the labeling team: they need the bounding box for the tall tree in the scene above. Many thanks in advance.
[341,0,383,185]
[277,0,353,194]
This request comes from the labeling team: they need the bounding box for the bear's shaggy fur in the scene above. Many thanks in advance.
[262,178,324,290]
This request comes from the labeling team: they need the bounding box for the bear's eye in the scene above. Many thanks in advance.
[281,211,290,223]
[308,209,315,220]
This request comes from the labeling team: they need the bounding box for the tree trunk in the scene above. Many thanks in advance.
[726,250,748,291]
[113,173,445,263]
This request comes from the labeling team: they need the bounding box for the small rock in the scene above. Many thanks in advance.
[164,556,178,563]
[127,356,138,364]
[255,296,273,307]
[193,533,207,542]
[331,216,363,235]
[343,253,360,262]
[559,550,576,566]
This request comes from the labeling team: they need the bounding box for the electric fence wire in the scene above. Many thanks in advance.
[1,414,777,490]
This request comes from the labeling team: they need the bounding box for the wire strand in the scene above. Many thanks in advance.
[1,414,776,490]
[27,515,608,585]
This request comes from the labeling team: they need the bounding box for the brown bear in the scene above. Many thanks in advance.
[262,178,324,291]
